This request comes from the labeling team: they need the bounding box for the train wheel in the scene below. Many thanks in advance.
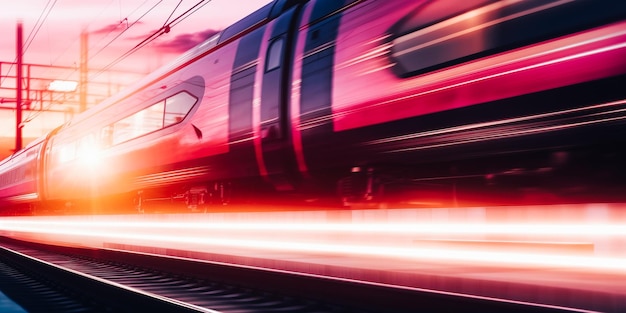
[338,167,385,208]
[210,182,231,205]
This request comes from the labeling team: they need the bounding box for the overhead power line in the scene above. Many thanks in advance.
[21,0,164,125]
[22,0,214,126]
[48,0,118,68]
[0,0,58,87]
[88,0,163,64]
[23,0,58,55]
[163,0,183,27]
[90,0,213,81]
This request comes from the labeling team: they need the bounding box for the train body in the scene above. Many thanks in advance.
[2,0,626,213]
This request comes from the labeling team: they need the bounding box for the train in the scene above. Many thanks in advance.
[2,0,626,214]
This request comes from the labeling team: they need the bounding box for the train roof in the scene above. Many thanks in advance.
[0,134,47,166]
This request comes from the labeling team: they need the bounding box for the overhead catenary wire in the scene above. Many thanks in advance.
[88,0,163,64]
[22,0,167,125]
[22,0,59,55]
[7,0,59,126]
[40,0,161,83]
[21,0,214,126]
[48,0,121,67]
[89,0,213,81]
[163,0,183,27]
[19,0,113,120]
[0,0,58,87]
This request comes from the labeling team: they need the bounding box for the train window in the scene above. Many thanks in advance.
[266,37,284,72]
[113,101,165,145]
[25,163,31,180]
[101,125,114,148]
[58,142,76,163]
[141,101,166,132]
[76,134,97,163]
[388,0,496,77]
[106,91,196,145]
[389,0,626,77]
[112,116,134,145]
[308,0,357,24]
[164,92,197,127]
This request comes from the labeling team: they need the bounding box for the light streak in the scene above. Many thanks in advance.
[331,21,626,132]
[5,193,38,202]
[1,214,625,273]
[365,99,626,145]
[2,219,626,236]
[1,221,625,272]
[378,39,626,114]
[393,0,575,58]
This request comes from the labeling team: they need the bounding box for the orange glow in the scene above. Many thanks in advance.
[73,134,105,181]
[77,144,102,168]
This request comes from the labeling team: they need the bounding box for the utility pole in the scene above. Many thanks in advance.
[16,21,23,152]
[79,30,88,112]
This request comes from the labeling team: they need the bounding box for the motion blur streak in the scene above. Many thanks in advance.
[392,0,574,57]
[2,220,626,236]
[1,214,625,272]
[366,99,626,145]
[378,38,626,114]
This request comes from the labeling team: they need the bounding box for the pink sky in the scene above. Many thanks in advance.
[0,0,272,147]
[0,0,272,71]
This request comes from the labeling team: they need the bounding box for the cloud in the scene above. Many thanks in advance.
[91,19,141,35]
[152,29,221,53]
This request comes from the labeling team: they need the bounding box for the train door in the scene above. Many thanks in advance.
[38,125,63,209]
[256,5,303,191]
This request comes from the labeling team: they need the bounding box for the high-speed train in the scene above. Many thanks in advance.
[2,0,626,214]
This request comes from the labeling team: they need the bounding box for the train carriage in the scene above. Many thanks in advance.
[1,0,626,214]
[0,136,47,213]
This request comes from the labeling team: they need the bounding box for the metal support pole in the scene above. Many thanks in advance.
[79,30,88,112]
[16,21,23,152]
[26,64,31,109]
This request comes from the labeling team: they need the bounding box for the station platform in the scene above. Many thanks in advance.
[0,292,27,313]
[1,203,625,312]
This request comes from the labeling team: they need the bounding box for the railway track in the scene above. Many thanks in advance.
[0,236,584,313]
